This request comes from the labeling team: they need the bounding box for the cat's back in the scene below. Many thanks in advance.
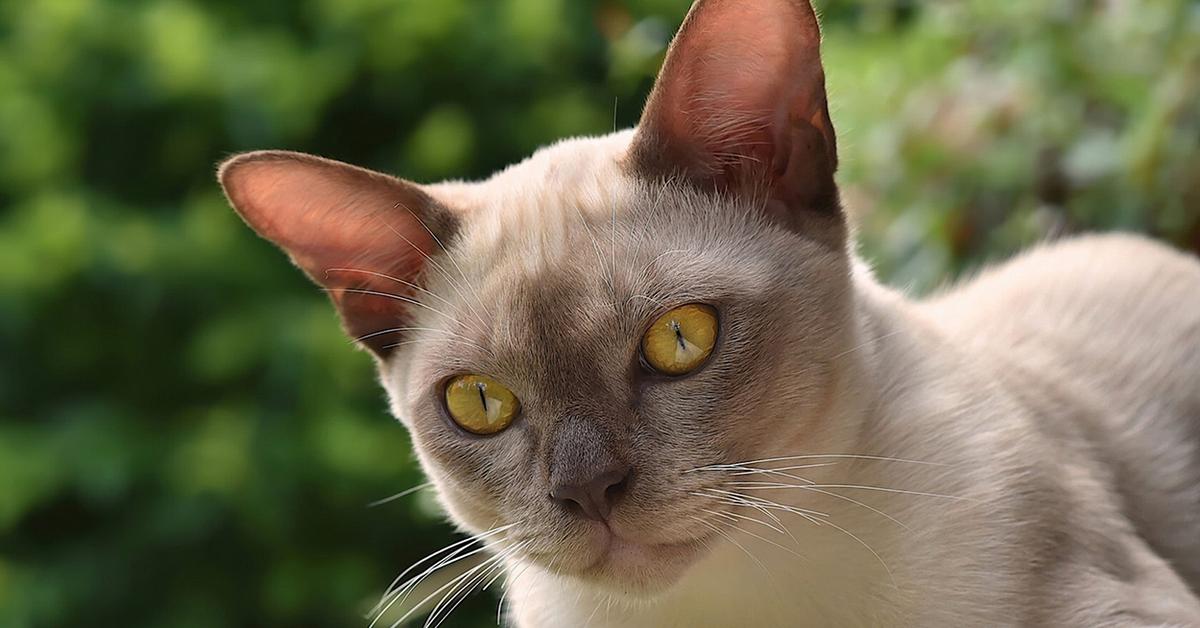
[920,233,1199,416]
[918,232,1200,587]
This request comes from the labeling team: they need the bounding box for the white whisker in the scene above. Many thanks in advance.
[371,522,520,623]
[381,337,495,355]
[829,328,906,361]
[424,540,527,628]
[810,516,897,588]
[729,481,974,502]
[702,488,828,528]
[703,511,807,561]
[324,267,458,312]
[354,326,489,353]
[796,486,911,531]
[395,204,492,332]
[572,189,616,306]
[692,452,948,471]
[393,546,511,628]
[700,507,786,536]
[323,287,455,323]
[376,214,492,337]
[368,481,434,508]
[728,462,838,476]
[693,490,798,546]
[705,490,898,588]
[690,515,775,584]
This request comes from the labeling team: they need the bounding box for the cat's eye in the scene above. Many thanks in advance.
[444,375,520,435]
[641,303,718,376]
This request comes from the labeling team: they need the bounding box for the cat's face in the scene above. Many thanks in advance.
[220,0,844,596]
[384,135,852,591]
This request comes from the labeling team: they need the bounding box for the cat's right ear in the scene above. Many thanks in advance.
[218,151,455,357]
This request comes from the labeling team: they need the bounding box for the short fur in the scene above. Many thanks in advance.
[218,0,1200,625]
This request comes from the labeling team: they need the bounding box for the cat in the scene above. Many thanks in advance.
[217,0,1200,625]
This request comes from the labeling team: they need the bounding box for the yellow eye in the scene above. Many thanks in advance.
[641,303,718,376]
[444,375,520,435]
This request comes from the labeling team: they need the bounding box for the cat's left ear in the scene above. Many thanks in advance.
[219,151,456,357]
[629,0,839,230]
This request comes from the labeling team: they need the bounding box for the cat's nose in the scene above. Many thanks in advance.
[550,465,631,522]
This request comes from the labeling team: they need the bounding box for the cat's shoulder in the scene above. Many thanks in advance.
[921,232,1199,324]
[1008,231,1198,280]
[915,232,1199,405]
[915,232,1199,422]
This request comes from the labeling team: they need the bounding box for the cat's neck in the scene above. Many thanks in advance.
[503,260,1048,627]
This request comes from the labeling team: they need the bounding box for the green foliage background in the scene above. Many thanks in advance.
[1,0,1196,626]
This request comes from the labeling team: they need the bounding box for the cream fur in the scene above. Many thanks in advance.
[375,133,1200,627]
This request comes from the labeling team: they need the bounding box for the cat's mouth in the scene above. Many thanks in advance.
[518,521,712,593]
[565,524,716,593]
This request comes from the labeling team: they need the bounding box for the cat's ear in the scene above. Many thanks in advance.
[629,0,839,227]
[218,151,455,357]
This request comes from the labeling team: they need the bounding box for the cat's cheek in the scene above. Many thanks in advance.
[430,479,500,535]
[403,414,545,535]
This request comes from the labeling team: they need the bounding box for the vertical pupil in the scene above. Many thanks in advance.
[670,319,686,350]
[476,382,488,413]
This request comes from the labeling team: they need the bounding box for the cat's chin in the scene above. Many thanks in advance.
[560,530,714,597]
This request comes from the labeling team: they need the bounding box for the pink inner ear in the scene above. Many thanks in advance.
[631,0,837,212]
[220,151,444,355]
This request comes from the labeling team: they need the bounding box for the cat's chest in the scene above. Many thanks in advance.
[504,530,900,628]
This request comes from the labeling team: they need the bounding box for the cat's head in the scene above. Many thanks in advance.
[220,0,858,595]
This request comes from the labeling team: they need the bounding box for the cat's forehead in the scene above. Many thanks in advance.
[430,131,637,231]
[427,131,651,277]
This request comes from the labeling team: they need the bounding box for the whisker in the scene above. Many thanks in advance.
[582,596,604,628]
[372,544,490,625]
[795,486,910,531]
[607,171,616,302]
[495,552,543,626]
[729,481,974,502]
[700,509,807,561]
[701,462,828,485]
[354,326,487,350]
[693,490,797,546]
[635,249,690,285]
[705,488,828,521]
[690,515,775,584]
[495,560,529,625]
[425,540,527,628]
[380,524,513,595]
[625,292,702,309]
[626,293,669,308]
[368,481,434,508]
[809,515,897,588]
[829,328,906,361]
[571,199,616,307]
[395,204,492,332]
[371,522,520,623]
[702,489,828,529]
[722,519,808,562]
[381,337,495,355]
[377,214,490,334]
[321,287,456,323]
[728,462,838,476]
[716,469,911,530]
[706,490,898,589]
[324,267,459,312]
[394,547,509,628]
[691,453,948,471]
[700,507,786,536]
